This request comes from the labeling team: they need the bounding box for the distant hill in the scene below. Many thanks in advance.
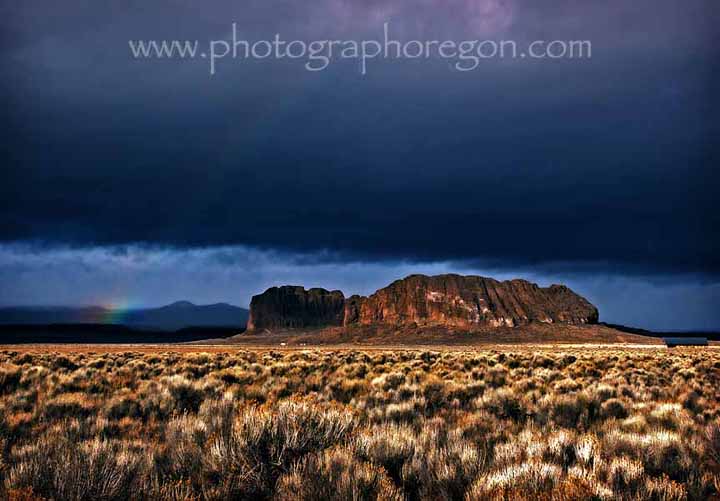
[0,301,249,331]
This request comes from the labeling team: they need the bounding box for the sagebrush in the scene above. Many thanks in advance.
[0,347,718,500]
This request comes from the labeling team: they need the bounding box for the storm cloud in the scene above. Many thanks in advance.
[1,0,718,326]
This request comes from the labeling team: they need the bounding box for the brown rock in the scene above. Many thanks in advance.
[353,274,598,327]
[343,295,365,326]
[246,286,345,331]
[246,274,598,332]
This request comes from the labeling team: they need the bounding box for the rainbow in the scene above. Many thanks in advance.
[102,300,137,324]
[80,299,137,324]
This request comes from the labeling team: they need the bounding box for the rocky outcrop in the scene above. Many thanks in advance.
[246,286,345,330]
[343,295,365,326]
[353,274,598,328]
[246,274,598,331]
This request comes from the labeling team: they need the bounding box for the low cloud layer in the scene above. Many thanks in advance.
[1,243,718,331]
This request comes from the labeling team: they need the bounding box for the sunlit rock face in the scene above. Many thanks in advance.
[352,274,598,327]
[248,274,598,331]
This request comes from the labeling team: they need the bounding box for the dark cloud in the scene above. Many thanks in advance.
[1,0,719,289]
[1,243,718,331]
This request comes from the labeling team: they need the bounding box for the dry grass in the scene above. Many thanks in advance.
[0,347,718,500]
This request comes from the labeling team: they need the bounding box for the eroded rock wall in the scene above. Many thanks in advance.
[246,274,598,331]
[246,286,345,330]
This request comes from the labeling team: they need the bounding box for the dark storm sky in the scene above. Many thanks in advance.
[1,0,719,330]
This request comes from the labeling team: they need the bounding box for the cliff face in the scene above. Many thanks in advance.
[246,274,598,331]
[246,286,345,330]
[354,274,598,328]
[343,295,364,327]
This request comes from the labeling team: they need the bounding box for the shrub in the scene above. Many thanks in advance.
[371,372,405,391]
[43,393,95,419]
[602,430,697,482]
[476,388,526,421]
[276,447,402,501]
[354,423,416,483]
[648,403,691,431]
[4,435,144,500]
[104,394,142,420]
[400,422,485,499]
[0,365,22,395]
[421,376,448,410]
[466,461,600,500]
[202,400,355,497]
[706,422,720,466]
[641,475,688,501]
[545,430,578,467]
[165,376,205,413]
[607,456,645,493]
[51,355,78,371]
[601,398,628,419]
[539,393,592,429]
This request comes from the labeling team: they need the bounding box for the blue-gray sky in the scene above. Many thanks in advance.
[1,0,718,330]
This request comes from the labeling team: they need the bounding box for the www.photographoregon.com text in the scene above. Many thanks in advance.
[128,22,593,75]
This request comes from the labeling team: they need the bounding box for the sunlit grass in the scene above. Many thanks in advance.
[0,347,718,500]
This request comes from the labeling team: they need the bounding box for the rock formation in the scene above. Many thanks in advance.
[246,274,598,331]
[351,274,598,328]
[246,286,345,330]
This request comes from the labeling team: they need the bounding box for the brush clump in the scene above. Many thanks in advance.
[0,347,718,500]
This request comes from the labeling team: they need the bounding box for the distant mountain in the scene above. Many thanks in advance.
[0,302,249,331]
[123,302,249,331]
[0,306,110,325]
